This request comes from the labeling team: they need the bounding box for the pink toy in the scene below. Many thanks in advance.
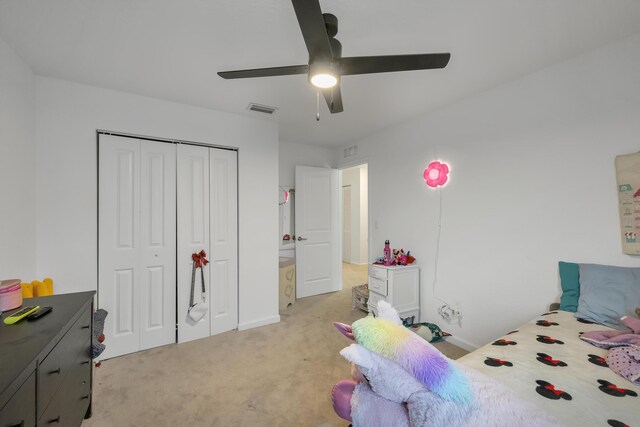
[331,301,563,427]
[393,249,408,265]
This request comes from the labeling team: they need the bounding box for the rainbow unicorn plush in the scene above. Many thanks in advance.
[332,301,562,427]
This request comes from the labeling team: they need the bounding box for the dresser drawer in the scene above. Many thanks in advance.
[0,371,36,427]
[38,307,91,417]
[368,276,388,296]
[37,354,91,427]
[367,290,387,315]
[369,265,387,280]
[63,354,92,426]
[38,385,63,427]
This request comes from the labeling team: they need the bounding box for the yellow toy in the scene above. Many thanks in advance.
[32,278,54,297]
[21,282,34,298]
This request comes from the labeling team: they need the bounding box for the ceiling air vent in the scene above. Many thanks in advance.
[247,103,278,115]
[344,145,358,158]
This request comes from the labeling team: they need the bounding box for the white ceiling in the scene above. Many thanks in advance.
[2,0,640,147]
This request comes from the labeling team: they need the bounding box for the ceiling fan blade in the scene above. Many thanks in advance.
[218,64,308,79]
[291,0,333,61]
[322,85,343,113]
[339,53,450,76]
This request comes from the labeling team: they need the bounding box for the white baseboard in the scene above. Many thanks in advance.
[445,335,479,353]
[238,315,280,331]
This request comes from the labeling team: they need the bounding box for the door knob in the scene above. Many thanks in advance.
[297,236,307,241]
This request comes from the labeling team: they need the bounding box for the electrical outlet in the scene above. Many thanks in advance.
[451,304,462,320]
[439,303,462,322]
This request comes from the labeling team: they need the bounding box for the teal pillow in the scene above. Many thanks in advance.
[576,264,640,329]
[559,261,580,312]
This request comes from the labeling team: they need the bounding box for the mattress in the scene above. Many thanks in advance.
[458,310,640,427]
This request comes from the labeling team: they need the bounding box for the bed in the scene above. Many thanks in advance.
[458,310,639,426]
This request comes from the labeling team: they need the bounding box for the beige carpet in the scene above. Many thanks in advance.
[84,263,467,426]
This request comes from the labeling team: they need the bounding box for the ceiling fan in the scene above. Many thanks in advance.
[218,0,451,115]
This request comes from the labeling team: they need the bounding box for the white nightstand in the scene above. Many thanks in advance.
[367,264,420,321]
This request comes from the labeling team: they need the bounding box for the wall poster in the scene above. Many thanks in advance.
[615,151,640,255]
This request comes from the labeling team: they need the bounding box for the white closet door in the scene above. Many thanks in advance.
[99,135,142,359]
[177,144,211,343]
[209,149,238,335]
[99,136,177,359]
[139,141,177,350]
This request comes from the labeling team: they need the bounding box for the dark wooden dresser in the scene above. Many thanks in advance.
[0,291,95,426]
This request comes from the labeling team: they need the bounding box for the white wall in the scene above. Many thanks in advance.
[0,36,36,280]
[341,165,368,264]
[335,33,640,350]
[35,77,280,330]
[279,140,333,187]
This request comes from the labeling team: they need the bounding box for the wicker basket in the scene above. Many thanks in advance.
[352,283,369,312]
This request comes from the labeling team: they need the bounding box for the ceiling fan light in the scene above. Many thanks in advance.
[310,72,338,88]
[309,61,339,88]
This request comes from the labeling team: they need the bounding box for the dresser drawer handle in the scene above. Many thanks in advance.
[82,395,90,400]
[82,360,90,365]
[10,421,24,427]
[49,368,61,375]
[48,417,60,424]
[82,325,90,329]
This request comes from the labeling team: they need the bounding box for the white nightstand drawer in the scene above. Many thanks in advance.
[367,291,387,315]
[369,265,388,280]
[368,276,388,296]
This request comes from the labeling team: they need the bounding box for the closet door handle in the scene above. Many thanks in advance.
[48,417,60,424]
[49,368,61,375]
[10,421,24,427]
[297,236,307,241]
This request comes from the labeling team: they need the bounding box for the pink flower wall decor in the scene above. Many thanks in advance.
[423,161,449,188]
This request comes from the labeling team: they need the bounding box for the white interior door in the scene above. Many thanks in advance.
[295,166,341,298]
[139,141,177,351]
[99,135,176,359]
[177,144,211,343]
[209,149,238,335]
[342,186,352,263]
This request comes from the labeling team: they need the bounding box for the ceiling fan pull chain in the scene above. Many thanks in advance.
[316,90,320,121]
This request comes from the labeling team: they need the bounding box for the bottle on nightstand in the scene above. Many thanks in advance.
[383,240,392,266]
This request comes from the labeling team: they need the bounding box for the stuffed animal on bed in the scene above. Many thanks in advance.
[332,301,563,427]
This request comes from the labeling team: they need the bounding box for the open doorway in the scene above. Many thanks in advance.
[340,164,369,294]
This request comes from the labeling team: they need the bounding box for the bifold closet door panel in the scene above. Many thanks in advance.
[139,141,177,351]
[177,144,211,343]
[98,135,142,359]
[210,149,238,335]
[99,136,177,358]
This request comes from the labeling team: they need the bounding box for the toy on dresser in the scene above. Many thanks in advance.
[393,249,416,266]
[375,241,416,266]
